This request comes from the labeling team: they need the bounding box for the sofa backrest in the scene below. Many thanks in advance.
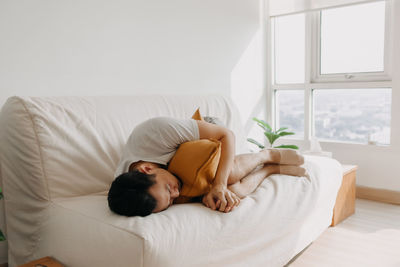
[0,95,246,265]
[0,95,246,200]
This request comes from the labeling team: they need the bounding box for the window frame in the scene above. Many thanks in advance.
[269,0,394,145]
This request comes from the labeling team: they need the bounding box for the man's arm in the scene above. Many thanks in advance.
[196,120,240,213]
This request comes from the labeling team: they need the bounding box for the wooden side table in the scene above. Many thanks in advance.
[18,257,64,267]
[331,165,357,226]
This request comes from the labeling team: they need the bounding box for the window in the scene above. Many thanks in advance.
[313,88,391,145]
[275,90,304,139]
[271,1,392,145]
[319,2,386,75]
[273,14,305,84]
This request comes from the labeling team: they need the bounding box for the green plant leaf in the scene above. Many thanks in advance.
[278,131,295,137]
[272,133,280,144]
[263,132,273,145]
[0,187,2,200]
[276,127,288,133]
[247,138,265,149]
[252,117,272,132]
[264,132,280,146]
[274,144,299,149]
[0,230,5,241]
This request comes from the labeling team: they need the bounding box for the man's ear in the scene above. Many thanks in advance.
[136,162,155,174]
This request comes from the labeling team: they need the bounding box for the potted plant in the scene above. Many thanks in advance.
[247,117,299,150]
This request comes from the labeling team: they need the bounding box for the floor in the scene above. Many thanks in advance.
[289,199,400,267]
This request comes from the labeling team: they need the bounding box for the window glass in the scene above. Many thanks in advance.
[320,1,386,74]
[275,90,304,139]
[274,14,305,84]
[313,89,391,144]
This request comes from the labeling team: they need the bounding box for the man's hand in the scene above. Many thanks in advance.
[202,184,240,213]
[196,120,238,212]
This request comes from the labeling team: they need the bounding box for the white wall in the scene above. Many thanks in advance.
[0,0,261,263]
[0,0,259,107]
[230,1,269,148]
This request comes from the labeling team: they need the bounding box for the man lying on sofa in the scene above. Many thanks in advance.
[108,115,305,217]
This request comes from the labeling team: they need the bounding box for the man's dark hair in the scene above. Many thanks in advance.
[108,170,157,217]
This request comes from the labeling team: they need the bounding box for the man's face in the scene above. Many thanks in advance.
[147,168,181,213]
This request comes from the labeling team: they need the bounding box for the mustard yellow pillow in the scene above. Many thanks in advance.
[168,139,221,197]
[191,107,203,121]
[168,108,220,201]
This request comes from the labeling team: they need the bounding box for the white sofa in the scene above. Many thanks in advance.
[0,95,342,267]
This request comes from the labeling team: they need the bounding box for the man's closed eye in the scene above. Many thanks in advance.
[166,184,172,206]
